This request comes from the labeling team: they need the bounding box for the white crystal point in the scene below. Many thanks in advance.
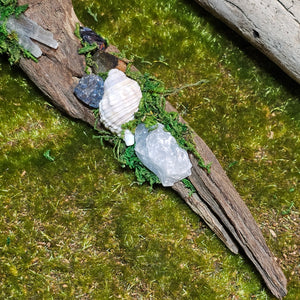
[16,32,42,57]
[124,129,135,146]
[134,123,192,187]
[6,14,58,58]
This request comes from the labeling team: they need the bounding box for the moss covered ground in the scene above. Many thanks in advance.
[0,0,299,298]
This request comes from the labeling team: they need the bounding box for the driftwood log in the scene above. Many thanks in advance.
[17,0,287,298]
[194,0,300,84]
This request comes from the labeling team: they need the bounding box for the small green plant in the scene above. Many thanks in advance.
[43,149,55,162]
[281,202,294,215]
[0,0,37,64]
[93,127,160,188]
[182,178,196,196]
[119,145,161,186]
[75,22,107,73]
[87,5,98,22]
[78,42,98,55]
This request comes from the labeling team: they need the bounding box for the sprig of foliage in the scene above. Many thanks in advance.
[182,178,196,196]
[93,124,160,187]
[43,149,55,162]
[119,145,160,187]
[87,5,98,22]
[93,128,125,160]
[75,22,107,73]
[78,42,98,55]
[0,1,37,64]
[281,202,294,216]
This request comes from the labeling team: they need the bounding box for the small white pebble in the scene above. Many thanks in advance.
[124,129,135,146]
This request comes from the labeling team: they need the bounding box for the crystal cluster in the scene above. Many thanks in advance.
[134,123,192,187]
[5,14,58,58]
[74,74,104,108]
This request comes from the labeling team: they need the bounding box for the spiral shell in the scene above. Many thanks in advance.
[99,69,142,136]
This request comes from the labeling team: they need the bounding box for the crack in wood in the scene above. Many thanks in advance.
[277,0,300,25]
[224,0,257,29]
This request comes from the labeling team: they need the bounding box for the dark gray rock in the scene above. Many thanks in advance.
[91,51,119,74]
[74,74,104,108]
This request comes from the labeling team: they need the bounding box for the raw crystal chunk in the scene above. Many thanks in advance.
[74,74,104,108]
[124,129,135,146]
[79,27,107,50]
[134,123,192,187]
[5,14,58,58]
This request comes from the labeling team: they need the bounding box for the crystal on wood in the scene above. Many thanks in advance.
[5,14,58,58]
[135,123,192,187]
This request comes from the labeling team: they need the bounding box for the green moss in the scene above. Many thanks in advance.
[0,0,299,299]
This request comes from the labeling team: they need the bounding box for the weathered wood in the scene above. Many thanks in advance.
[194,0,300,84]
[172,181,239,254]
[165,103,288,299]
[17,0,287,298]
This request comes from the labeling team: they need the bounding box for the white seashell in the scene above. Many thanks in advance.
[99,69,142,136]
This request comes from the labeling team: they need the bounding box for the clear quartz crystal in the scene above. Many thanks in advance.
[5,14,58,58]
[134,123,192,187]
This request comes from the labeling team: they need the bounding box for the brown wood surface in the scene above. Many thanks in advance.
[17,0,287,298]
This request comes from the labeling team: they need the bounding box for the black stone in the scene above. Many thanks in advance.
[80,27,107,51]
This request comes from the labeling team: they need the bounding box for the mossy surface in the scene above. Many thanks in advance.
[0,0,299,298]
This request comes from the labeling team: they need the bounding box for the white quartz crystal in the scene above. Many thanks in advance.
[124,129,135,146]
[134,123,192,187]
[5,14,58,58]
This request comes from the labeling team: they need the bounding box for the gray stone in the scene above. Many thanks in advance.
[134,123,192,187]
[74,74,104,108]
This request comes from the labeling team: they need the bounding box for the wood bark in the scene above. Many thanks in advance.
[194,0,300,84]
[17,0,287,298]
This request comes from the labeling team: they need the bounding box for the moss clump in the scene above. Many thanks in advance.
[0,1,37,64]
[119,145,161,186]
[182,178,196,196]
[93,127,160,187]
